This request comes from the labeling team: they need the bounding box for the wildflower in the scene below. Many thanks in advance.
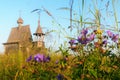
[107,30,114,38]
[97,29,103,34]
[34,54,45,62]
[112,34,119,42]
[69,39,78,51]
[56,74,64,80]
[102,40,107,45]
[45,55,51,62]
[26,55,32,62]
[69,44,77,51]
[78,36,89,44]
[69,39,78,45]
[107,31,119,42]
[78,32,95,44]
[94,29,103,34]
[88,33,95,41]
[81,28,88,35]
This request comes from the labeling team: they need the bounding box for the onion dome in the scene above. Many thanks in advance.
[17,17,23,24]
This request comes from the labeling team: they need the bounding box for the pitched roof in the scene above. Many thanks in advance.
[33,20,45,35]
[6,25,31,43]
[34,26,43,35]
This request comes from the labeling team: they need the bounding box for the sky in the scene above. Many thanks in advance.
[0,0,71,53]
[0,0,120,53]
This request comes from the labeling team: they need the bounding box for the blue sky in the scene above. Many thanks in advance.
[0,0,71,52]
[0,0,120,53]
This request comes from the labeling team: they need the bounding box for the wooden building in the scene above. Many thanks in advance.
[3,16,45,54]
[33,18,45,48]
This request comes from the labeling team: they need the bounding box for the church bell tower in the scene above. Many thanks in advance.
[33,15,45,48]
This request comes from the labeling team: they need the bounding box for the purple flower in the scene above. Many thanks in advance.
[45,55,51,62]
[34,54,45,62]
[78,36,89,44]
[69,39,78,45]
[26,55,32,62]
[107,30,114,38]
[81,29,88,35]
[102,40,107,44]
[56,74,64,80]
[112,34,119,42]
[107,31,119,42]
[88,33,95,41]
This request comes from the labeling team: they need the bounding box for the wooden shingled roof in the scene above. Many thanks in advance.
[6,25,31,44]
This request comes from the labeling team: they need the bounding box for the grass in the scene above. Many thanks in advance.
[1,0,120,80]
[0,42,120,80]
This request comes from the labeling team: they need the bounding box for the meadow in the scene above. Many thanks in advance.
[0,0,120,80]
[0,28,120,80]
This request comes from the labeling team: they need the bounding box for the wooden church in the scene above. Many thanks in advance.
[3,16,45,54]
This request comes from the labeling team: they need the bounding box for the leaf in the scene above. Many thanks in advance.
[57,7,70,11]
[42,7,52,16]
[80,15,83,27]
[31,9,40,13]
[55,50,60,53]
[45,30,56,35]
[14,70,19,80]
[82,0,84,12]
[112,0,118,32]
[89,69,97,78]
[65,36,75,39]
